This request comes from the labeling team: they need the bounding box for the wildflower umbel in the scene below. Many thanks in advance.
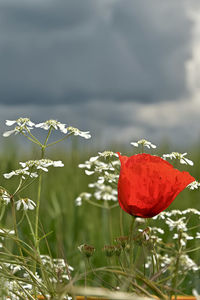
[131,139,156,149]
[16,198,36,211]
[3,168,38,180]
[35,120,68,134]
[162,152,194,166]
[67,126,91,139]
[3,118,35,137]
[19,159,64,172]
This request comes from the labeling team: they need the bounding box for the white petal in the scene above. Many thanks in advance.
[185,158,194,166]
[180,158,187,165]
[3,129,17,137]
[85,170,94,175]
[53,161,64,167]
[3,172,15,179]
[151,144,157,148]
[130,142,138,147]
[5,120,16,126]
[16,201,21,210]
[89,156,99,162]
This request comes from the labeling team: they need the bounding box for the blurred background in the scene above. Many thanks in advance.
[0,0,200,285]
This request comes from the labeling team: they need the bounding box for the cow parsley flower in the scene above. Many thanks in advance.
[3,118,35,137]
[165,217,188,232]
[89,182,118,201]
[162,152,194,166]
[19,159,64,172]
[0,189,11,204]
[131,139,156,149]
[16,198,36,211]
[67,126,91,139]
[196,232,200,239]
[3,168,38,180]
[187,181,200,190]
[98,151,118,158]
[75,192,92,206]
[35,119,68,134]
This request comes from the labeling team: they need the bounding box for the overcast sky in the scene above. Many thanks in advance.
[0,0,200,149]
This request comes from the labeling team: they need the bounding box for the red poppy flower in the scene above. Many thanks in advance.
[117,153,195,218]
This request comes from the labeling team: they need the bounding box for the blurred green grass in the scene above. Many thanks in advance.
[0,141,200,273]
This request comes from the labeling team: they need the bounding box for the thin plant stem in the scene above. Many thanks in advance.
[129,216,135,267]
[10,197,23,257]
[120,209,124,236]
[170,231,182,300]
[25,211,35,242]
[108,207,113,243]
[46,132,73,148]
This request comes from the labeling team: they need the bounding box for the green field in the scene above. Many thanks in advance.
[0,140,199,275]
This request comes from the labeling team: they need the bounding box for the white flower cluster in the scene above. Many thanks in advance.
[3,118,91,140]
[89,182,118,201]
[0,259,73,300]
[3,118,35,137]
[165,217,188,232]
[153,208,200,220]
[0,189,11,204]
[187,181,200,190]
[67,126,91,139]
[20,159,64,172]
[76,151,120,206]
[162,152,194,166]
[79,151,119,178]
[173,232,194,247]
[3,168,38,180]
[3,159,64,180]
[35,119,68,133]
[131,139,156,149]
[40,255,73,282]
[75,192,92,206]
[16,198,36,211]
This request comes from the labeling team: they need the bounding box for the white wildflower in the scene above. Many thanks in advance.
[182,208,200,216]
[75,192,91,206]
[3,168,38,180]
[85,170,95,176]
[131,139,156,149]
[3,118,35,137]
[98,151,118,158]
[0,189,11,204]
[35,119,68,134]
[187,181,200,190]
[162,152,194,166]
[179,254,199,272]
[150,227,164,234]
[90,183,118,201]
[16,198,36,211]
[196,232,200,239]
[67,126,91,139]
[165,217,187,232]
[19,159,64,172]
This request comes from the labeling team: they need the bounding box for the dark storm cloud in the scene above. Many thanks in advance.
[0,0,194,105]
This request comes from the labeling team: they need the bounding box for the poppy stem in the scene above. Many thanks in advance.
[129,216,136,268]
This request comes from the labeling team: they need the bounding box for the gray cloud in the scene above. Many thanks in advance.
[0,0,195,105]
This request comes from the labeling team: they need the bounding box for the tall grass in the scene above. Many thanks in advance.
[0,141,199,277]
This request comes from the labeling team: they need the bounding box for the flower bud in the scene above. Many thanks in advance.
[115,236,129,249]
[114,244,122,256]
[102,245,115,257]
[78,244,95,258]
